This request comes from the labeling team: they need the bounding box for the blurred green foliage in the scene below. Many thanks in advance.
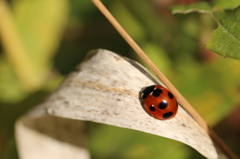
[170,1,240,59]
[0,0,240,159]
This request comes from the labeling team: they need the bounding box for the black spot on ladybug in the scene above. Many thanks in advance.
[140,85,155,99]
[152,89,162,97]
[149,105,155,111]
[163,112,173,119]
[168,92,174,99]
[158,100,168,109]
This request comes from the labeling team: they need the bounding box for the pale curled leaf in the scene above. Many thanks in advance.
[16,116,90,159]
[16,49,220,159]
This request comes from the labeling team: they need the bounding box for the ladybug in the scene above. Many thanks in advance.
[139,85,178,120]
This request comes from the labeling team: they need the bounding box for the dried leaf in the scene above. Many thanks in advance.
[16,49,223,159]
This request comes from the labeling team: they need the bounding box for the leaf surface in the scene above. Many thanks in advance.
[16,50,222,159]
[170,2,240,60]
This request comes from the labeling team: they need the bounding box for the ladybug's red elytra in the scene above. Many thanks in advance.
[139,85,178,120]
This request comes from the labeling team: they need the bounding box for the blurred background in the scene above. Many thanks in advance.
[0,0,240,158]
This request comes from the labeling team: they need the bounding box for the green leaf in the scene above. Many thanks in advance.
[11,0,68,90]
[169,2,212,14]
[13,0,69,67]
[212,0,240,10]
[206,7,240,59]
[0,56,27,102]
[170,1,240,60]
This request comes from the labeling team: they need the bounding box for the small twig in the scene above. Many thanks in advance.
[91,0,238,159]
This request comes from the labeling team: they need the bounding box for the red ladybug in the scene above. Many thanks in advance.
[139,85,178,120]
